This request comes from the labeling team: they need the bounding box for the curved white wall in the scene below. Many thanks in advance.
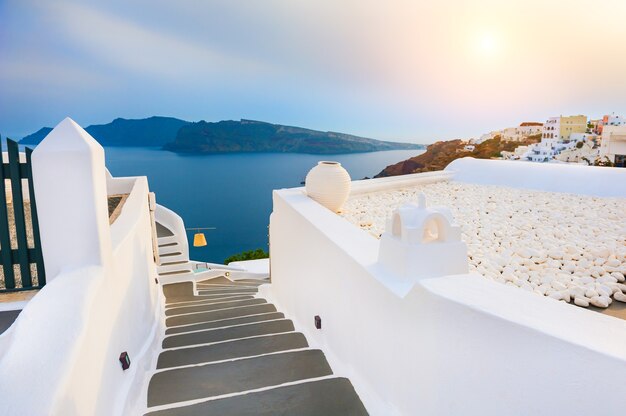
[155,203,189,261]
[446,157,626,197]
[0,118,161,416]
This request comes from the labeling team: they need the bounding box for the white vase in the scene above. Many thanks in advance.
[305,161,351,212]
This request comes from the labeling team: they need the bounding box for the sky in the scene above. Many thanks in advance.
[1,0,625,143]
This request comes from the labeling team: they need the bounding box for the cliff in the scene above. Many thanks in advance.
[375,134,541,177]
[163,119,423,154]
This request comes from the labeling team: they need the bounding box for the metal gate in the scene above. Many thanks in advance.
[0,138,45,292]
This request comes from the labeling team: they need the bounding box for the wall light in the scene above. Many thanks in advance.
[119,352,131,370]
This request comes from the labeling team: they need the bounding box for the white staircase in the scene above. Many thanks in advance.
[155,206,194,279]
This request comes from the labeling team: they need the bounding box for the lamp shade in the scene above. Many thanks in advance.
[193,232,207,247]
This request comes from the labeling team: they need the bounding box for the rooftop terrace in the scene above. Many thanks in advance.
[341,180,626,313]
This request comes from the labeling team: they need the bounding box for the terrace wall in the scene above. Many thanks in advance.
[263,163,626,416]
[447,157,626,196]
[0,118,161,416]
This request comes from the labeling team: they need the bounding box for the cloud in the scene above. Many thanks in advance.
[41,1,270,82]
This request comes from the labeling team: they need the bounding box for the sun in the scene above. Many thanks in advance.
[475,32,500,56]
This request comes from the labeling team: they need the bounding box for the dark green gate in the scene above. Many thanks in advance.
[0,138,45,293]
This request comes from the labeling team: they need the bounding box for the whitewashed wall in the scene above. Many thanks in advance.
[446,157,626,196]
[0,118,161,416]
[263,163,626,416]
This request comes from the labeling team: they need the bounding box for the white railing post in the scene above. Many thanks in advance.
[31,117,112,281]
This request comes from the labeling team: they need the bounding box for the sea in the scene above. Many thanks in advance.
[104,147,424,263]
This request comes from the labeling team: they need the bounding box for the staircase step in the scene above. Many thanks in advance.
[165,295,255,309]
[157,332,308,369]
[165,298,266,317]
[160,251,182,257]
[160,260,188,267]
[147,350,333,408]
[158,242,178,248]
[165,293,256,304]
[165,312,285,335]
[145,377,368,416]
[166,304,277,327]
[163,319,295,349]
[158,270,193,277]
[156,222,175,238]
[197,277,259,286]
[197,288,258,296]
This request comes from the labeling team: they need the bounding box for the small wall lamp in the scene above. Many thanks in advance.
[187,227,216,247]
[119,351,131,370]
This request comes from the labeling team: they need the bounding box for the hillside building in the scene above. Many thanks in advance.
[541,115,587,141]
[596,114,626,135]
[599,125,626,167]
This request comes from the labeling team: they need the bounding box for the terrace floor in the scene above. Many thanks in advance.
[145,276,368,415]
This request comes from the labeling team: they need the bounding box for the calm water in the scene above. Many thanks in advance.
[104,148,424,263]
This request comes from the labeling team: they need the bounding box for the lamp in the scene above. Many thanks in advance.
[187,227,216,247]
[193,232,207,247]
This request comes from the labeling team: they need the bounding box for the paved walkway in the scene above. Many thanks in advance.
[145,277,368,415]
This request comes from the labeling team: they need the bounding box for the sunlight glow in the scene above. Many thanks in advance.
[476,32,500,56]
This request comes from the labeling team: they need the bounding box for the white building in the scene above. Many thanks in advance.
[604,114,626,127]
[600,125,626,167]
[501,123,543,142]
[501,145,530,160]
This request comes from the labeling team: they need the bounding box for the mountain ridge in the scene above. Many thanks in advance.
[20,116,189,147]
[20,117,424,154]
[164,119,422,154]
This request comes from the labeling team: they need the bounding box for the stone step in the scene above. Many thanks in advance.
[160,251,182,258]
[145,377,368,416]
[147,350,333,408]
[165,295,255,309]
[158,242,178,248]
[157,332,308,369]
[165,298,267,317]
[196,283,258,290]
[156,222,175,238]
[158,270,193,277]
[165,312,285,336]
[197,277,263,286]
[163,319,295,349]
[196,288,258,296]
[165,293,255,305]
[166,303,277,328]
[160,260,188,267]
[0,310,21,335]
[162,282,194,299]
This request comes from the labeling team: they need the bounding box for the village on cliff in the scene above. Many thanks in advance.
[465,113,625,167]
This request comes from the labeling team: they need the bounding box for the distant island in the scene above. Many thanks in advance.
[164,119,422,154]
[20,116,189,147]
[20,117,424,154]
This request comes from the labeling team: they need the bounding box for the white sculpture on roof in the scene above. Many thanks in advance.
[378,192,468,280]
